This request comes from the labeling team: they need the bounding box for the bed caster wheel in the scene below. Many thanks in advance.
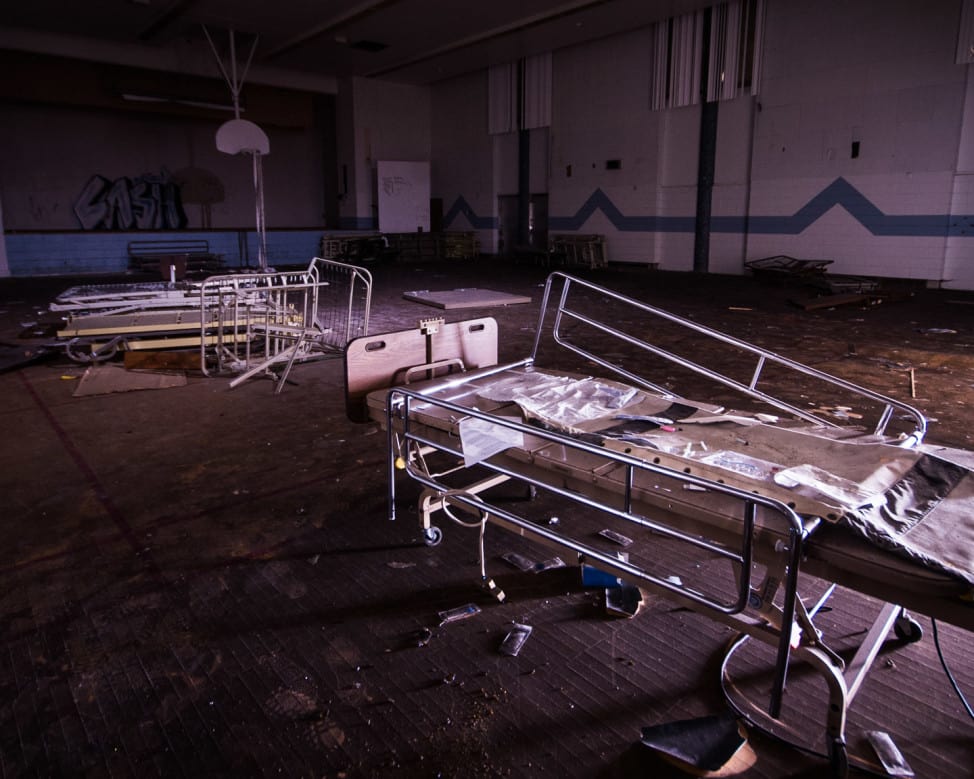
[893,614,923,643]
[423,526,443,546]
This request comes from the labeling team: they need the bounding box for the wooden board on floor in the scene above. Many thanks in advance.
[403,288,531,309]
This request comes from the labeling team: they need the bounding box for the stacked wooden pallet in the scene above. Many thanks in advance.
[442,232,480,260]
[385,232,441,261]
[548,234,608,269]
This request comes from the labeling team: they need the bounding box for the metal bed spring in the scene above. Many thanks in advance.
[200,258,372,386]
[50,281,206,314]
[534,272,927,445]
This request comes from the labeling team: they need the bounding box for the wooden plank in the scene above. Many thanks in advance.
[794,293,870,311]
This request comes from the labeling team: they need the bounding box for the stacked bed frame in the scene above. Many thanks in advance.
[50,257,372,389]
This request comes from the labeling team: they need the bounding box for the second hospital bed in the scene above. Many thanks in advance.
[345,272,974,775]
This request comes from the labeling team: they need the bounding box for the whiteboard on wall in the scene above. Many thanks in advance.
[377,160,430,233]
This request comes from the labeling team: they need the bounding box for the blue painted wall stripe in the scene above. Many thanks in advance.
[6,177,972,276]
[4,229,324,276]
[444,177,973,238]
[442,196,496,230]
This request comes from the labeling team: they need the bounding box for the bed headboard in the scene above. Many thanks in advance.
[344,317,498,422]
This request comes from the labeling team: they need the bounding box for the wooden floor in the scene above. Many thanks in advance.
[1,260,972,778]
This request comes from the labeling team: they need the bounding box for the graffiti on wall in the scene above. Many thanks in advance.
[74,169,187,230]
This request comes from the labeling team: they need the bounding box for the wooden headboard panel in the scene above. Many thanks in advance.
[344,317,498,422]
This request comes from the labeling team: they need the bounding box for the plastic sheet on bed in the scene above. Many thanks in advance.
[459,415,525,466]
[842,455,974,585]
[476,370,641,430]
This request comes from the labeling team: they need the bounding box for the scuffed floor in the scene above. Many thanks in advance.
[1,260,972,777]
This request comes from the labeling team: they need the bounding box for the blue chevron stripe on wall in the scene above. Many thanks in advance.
[443,178,973,238]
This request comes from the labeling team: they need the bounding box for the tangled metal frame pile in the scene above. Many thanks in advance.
[51,257,372,390]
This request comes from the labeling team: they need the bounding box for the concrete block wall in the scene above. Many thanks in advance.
[750,0,968,281]
[430,0,973,286]
[431,71,495,251]
[336,78,431,231]
[549,30,662,265]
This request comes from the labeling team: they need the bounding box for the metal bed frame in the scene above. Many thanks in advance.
[346,272,971,776]
[201,258,372,390]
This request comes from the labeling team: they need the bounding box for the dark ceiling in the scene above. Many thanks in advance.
[0,0,712,91]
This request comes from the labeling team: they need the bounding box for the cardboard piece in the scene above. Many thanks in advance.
[73,364,187,396]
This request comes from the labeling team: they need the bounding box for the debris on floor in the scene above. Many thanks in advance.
[501,551,536,571]
[581,551,629,588]
[437,602,481,626]
[605,584,643,618]
[598,528,633,546]
[72,363,187,396]
[793,291,878,311]
[744,255,833,283]
[581,563,623,588]
[412,627,433,647]
[0,341,58,373]
[123,349,203,371]
[533,556,566,572]
[498,622,532,656]
[865,731,914,778]
[640,713,756,776]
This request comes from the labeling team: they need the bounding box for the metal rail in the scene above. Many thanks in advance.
[531,272,927,444]
[199,258,372,385]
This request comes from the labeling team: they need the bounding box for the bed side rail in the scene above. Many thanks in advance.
[531,272,927,445]
[199,265,319,378]
[198,258,372,383]
[388,386,807,719]
[306,258,373,352]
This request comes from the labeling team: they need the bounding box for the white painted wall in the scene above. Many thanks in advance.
[750,0,967,279]
[4,1,973,285]
[428,0,972,286]
[338,77,431,230]
[431,71,494,248]
[944,62,974,288]
[550,29,661,265]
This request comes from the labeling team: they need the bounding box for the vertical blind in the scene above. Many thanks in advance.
[651,0,765,111]
[489,53,553,134]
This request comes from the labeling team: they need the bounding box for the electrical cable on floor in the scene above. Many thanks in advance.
[932,618,974,721]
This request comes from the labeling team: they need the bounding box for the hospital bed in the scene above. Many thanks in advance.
[344,272,974,775]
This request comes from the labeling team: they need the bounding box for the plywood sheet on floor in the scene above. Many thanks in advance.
[403,288,532,309]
